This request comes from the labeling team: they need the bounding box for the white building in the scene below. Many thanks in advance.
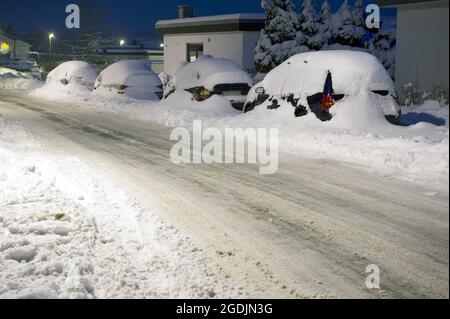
[379,0,449,94]
[0,31,31,61]
[156,9,265,75]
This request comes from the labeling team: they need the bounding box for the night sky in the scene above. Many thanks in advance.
[0,0,396,39]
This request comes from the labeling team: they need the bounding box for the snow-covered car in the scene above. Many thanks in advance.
[164,55,253,110]
[244,50,401,124]
[94,60,163,100]
[46,61,97,87]
[0,59,37,72]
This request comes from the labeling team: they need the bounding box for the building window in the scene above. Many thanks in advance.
[187,43,203,62]
[0,41,11,54]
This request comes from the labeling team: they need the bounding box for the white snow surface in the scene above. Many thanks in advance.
[46,61,97,87]
[0,67,43,91]
[0,113,240,299]
[168,55,253,91]
[156,13,265,26]
[25,58,449,189]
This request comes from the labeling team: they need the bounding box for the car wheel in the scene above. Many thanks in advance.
[385,115,401,126]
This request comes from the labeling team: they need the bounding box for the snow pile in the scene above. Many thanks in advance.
[30,81,93,101]
[207,99,449,189]
[168,55,253,91]
[0,67,43,91]
[46,61,97,87]
[94,60,162,100]
[0,113,241,299]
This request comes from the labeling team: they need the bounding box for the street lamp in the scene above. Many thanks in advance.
[48,33,55,61]
[119,39,125,47]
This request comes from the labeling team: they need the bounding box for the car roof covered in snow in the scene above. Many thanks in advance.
[47,61,97,85]
[96,60,162,88]
[170,55,253,90]
[258,50,396,97]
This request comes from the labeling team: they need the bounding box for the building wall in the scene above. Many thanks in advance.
[242,31,261,73]
[396,2,449,93]
[14,41,31,60]
[0,35,31,60]
[163,31,258,75]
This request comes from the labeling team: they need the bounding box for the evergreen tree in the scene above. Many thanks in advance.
[299,0,321,50]
[352,0,366,47]
[367,29,396,79]
[332,0,363,47]
[255,0,300,73]
[318,0,333,46]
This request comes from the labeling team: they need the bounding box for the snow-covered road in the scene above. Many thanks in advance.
[0,91,448,299]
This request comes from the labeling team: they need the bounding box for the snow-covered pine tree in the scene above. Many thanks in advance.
[352,0,366,47]
[332,0,363,47]
[255,0,300,73]
[299,0,322,50]
[318,0,333,46]
[367,29,396,79]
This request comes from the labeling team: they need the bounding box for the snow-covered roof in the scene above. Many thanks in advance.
[378,0,446,7]
[156,13,265,34]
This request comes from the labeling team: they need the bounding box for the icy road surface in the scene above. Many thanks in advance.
[0,91,448,299]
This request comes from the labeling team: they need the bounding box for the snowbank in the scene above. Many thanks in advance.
[0,113,241,299]
[0,67,43,91]
[207,99,449,189]
[28,68,448,189]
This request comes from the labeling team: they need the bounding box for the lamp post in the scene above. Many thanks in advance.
[48,33,55,61]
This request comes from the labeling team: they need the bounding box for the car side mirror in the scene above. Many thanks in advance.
[255,87,265,94]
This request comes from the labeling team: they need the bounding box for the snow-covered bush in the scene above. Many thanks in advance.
[366,29,396,79]
[318,0,333,46]
[401,83,449,107]
[332,0,364,47]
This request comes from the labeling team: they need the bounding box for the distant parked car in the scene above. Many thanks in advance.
[244,50,401,124]
[94,60,163,100]
[46,61,97,87]
[0,59,37,72]
[164,55,253,110]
